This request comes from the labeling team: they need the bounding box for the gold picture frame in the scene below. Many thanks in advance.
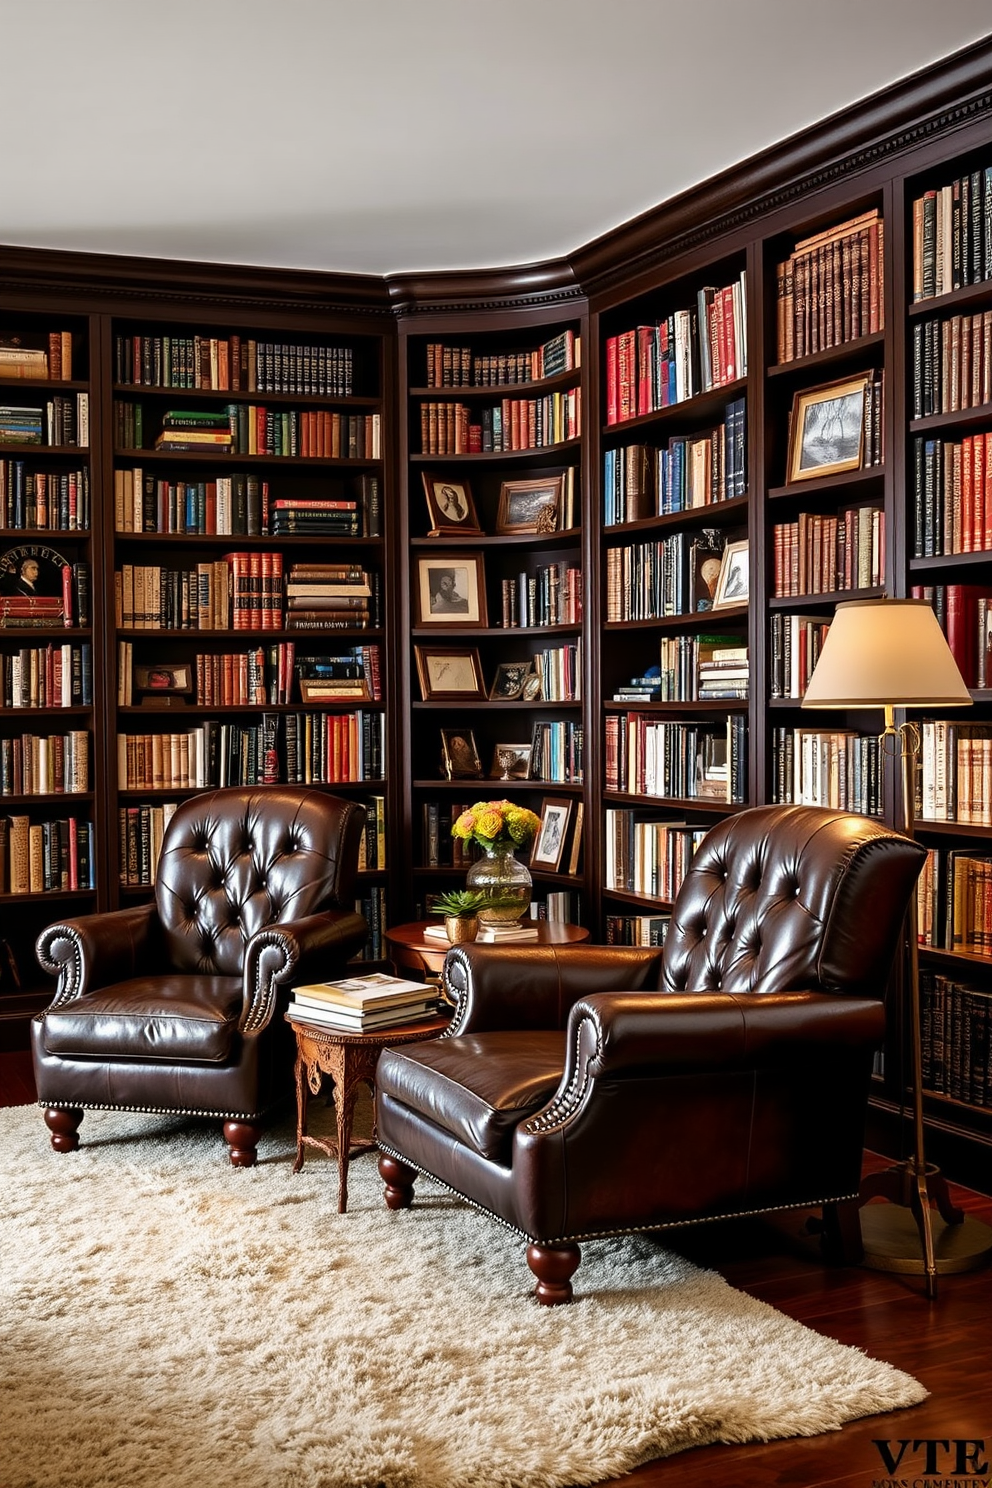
[787,374,869,483]
[413,552,488,628]
[531,796,573,871]
[414,645,486,701]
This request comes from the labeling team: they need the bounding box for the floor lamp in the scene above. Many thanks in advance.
[801,596,992,1298]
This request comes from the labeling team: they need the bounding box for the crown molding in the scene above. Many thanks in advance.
[386,262,582,318]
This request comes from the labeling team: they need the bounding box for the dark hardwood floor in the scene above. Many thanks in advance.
[3,1047,990,1488]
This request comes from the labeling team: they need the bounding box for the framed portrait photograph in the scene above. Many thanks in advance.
[495,476,563,535]
[488,659,534,701]
[531,797,573,871]
[712,539,750,609]
[414,552,488,628]
[421,472,482,535]
[414,645,486,701]
[490,742,533,780]
[440,727,483,780]
[787,375,868,483]
[134,663,193,695]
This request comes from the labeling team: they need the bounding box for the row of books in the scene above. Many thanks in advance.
[605,273,747,426]
[141,404,381,461]
[423,331,578,389]
[918,846,992,957]
[911,432,992,558]
[911,168,992,302]
[529,889,583,923]
[118,801,178,886]
[357,794,386,872]
[0,395,88,448]
[604,913,671,946]
[917,720,992,825]
[0,462,90,531]
[768,614,831,699]
[528,719,583,784]
[627,634,749,703]
[918,969,992,1109]
[0,813,94,895]
[418,389,581,455]
[771,505,885,598]
[775,208,884,364]
[532,641,580,703]
[1,642,92,709]
[117,710,385,790]
[911,310,992,418]
[499,562,582,629]
[114,466,381,539]
[0,729,89,796]
[115,559,381,633]
[125,640,383,709]
[114,334,355,397]
[353,884,387,962]
[604,813,706,899]
[605,528,731,621]
[0,332,74,382]
[604,714,747,803]
[602,399,747,526]
[287,972,437,1034]
[911,583,992,690]
[770,726,883,816]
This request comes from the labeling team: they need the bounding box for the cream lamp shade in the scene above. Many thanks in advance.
[801,597,972,709]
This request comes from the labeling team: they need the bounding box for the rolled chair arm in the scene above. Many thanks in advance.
[35,903,162,1008]
[442,943,666,1034]
[240,909,369,1035]
[522,989,885,1137]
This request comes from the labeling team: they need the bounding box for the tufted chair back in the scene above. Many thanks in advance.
[155,787,362,975]
[661,803,909,1000]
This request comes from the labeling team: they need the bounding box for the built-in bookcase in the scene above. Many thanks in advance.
[398,310,589,926]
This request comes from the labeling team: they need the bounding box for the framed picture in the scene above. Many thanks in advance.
[521,672,542,701]
[531,797,573,871]
[413,552,488,628]
[787,375,868,483]
[712,540,750,609]
[440,728,483,780]
[488,660,534,701]
[495,476,563,535]
[134,663,193,695]
[0,541,68,599]
[414,645,486,701]
[421,473,482,535]
[490,743,532,780]
[688,532,726,612]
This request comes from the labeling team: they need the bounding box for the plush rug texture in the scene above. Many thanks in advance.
[0,1100,926,1488]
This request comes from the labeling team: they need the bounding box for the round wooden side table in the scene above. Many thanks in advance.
[384,918,591,982]
[288,1011,451,1213]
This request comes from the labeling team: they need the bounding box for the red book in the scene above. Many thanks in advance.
[974,434,986,551]
[945,584,977,687]
[962,436,975,552]
[61,563,73,627]
[636,326,655,417]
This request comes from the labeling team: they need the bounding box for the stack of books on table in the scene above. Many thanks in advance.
[423,921,539,943]
[287,972,439,1032]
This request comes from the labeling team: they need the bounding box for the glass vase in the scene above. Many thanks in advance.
[466,841,532,924]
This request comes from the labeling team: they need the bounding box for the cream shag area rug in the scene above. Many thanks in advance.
[0,1101,925,1488]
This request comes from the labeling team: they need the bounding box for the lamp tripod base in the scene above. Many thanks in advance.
[859,1160,992,1288]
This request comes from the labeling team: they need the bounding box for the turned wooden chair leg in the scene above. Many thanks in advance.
[44,1106,83,1153]
[222,1119,261,1167]
[526,1242,581,1305]
[379,1153,417,1209]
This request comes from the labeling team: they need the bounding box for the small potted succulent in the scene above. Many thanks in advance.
[431,888,490,944]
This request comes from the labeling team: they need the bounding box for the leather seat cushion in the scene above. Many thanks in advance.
[40,976,243,1063]
[376,1030,566,1163]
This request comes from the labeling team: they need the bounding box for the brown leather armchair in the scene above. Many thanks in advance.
[376,805,926,1302]
[32,786,368,1165]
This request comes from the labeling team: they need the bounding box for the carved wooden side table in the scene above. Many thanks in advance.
[288,1012,451,1213]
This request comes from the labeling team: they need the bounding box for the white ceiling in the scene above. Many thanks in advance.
[3,0,991,278]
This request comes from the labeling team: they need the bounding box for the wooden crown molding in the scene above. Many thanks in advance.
[0,243,393,320]
[385,262,583,318]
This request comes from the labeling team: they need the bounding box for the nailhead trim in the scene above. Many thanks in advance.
[40,1099,269,1121]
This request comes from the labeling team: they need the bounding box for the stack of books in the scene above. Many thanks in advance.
[613,665,662,702]
[697,639,749,699]
[270,497,360,536]
[0,406,43,445]
[0,343,48,380]
[423,921,539,943]
[285,563,372,631]
[286,972,439,1032]
[154,409,234,453]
